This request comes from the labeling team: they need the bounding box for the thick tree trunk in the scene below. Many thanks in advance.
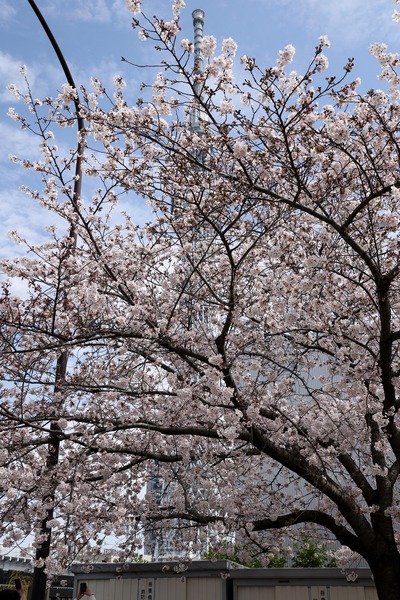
[29,510,53,599]
[29,420,62,600]
[369,553,400,600]
[30,563,48,600]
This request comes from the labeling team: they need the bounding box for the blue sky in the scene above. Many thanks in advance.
[0,0,399,263]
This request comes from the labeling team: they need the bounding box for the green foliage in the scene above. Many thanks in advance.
[204,537,337,569]
[132,554,148,563]
[266,552,287,568]
[292,537,337,568]
[203,543,262,568]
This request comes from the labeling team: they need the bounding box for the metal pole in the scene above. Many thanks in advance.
[25,3,84,598]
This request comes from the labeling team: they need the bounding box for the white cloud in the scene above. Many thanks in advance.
[39,0,176,26]
[245,0,395,46]
[0,186,62,260]
[274,0,394,45]
[0,53,26,103]
[42,0,111,23]
[0,0,16,24]
[0,125,49,261]
[0,51,70,107]
[41,0,137,25]
[0,122,41,170]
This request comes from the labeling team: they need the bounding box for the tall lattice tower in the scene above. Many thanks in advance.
[143,9,209,562]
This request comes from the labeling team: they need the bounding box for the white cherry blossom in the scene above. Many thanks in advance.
[3,4,400,599]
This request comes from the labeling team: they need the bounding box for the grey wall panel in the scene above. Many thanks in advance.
[236,585,275,600]
[275,586,309,600]
[155,577,186,600]
[187,576,223,600]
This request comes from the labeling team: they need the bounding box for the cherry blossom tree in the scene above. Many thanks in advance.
[2,2,400,599]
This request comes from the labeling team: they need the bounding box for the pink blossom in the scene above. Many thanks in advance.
[222,37,238,58]
[233,139,248,159]
[319,35,331,47]
[180,38,193,53]
[201,35,217,58]
[7,107,20,121]
[4,9,400,596]
[58,83,78,103]
[172,0,185,16]
[276,44,295,68]
[7,84,20,98]
[219,98,234,114]
[125,0,141,14]
[315,53,329,71]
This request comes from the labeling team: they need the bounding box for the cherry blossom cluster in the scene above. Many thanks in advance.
[3,2,400,596]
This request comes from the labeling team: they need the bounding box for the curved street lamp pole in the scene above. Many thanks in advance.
[26,2,84,598]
